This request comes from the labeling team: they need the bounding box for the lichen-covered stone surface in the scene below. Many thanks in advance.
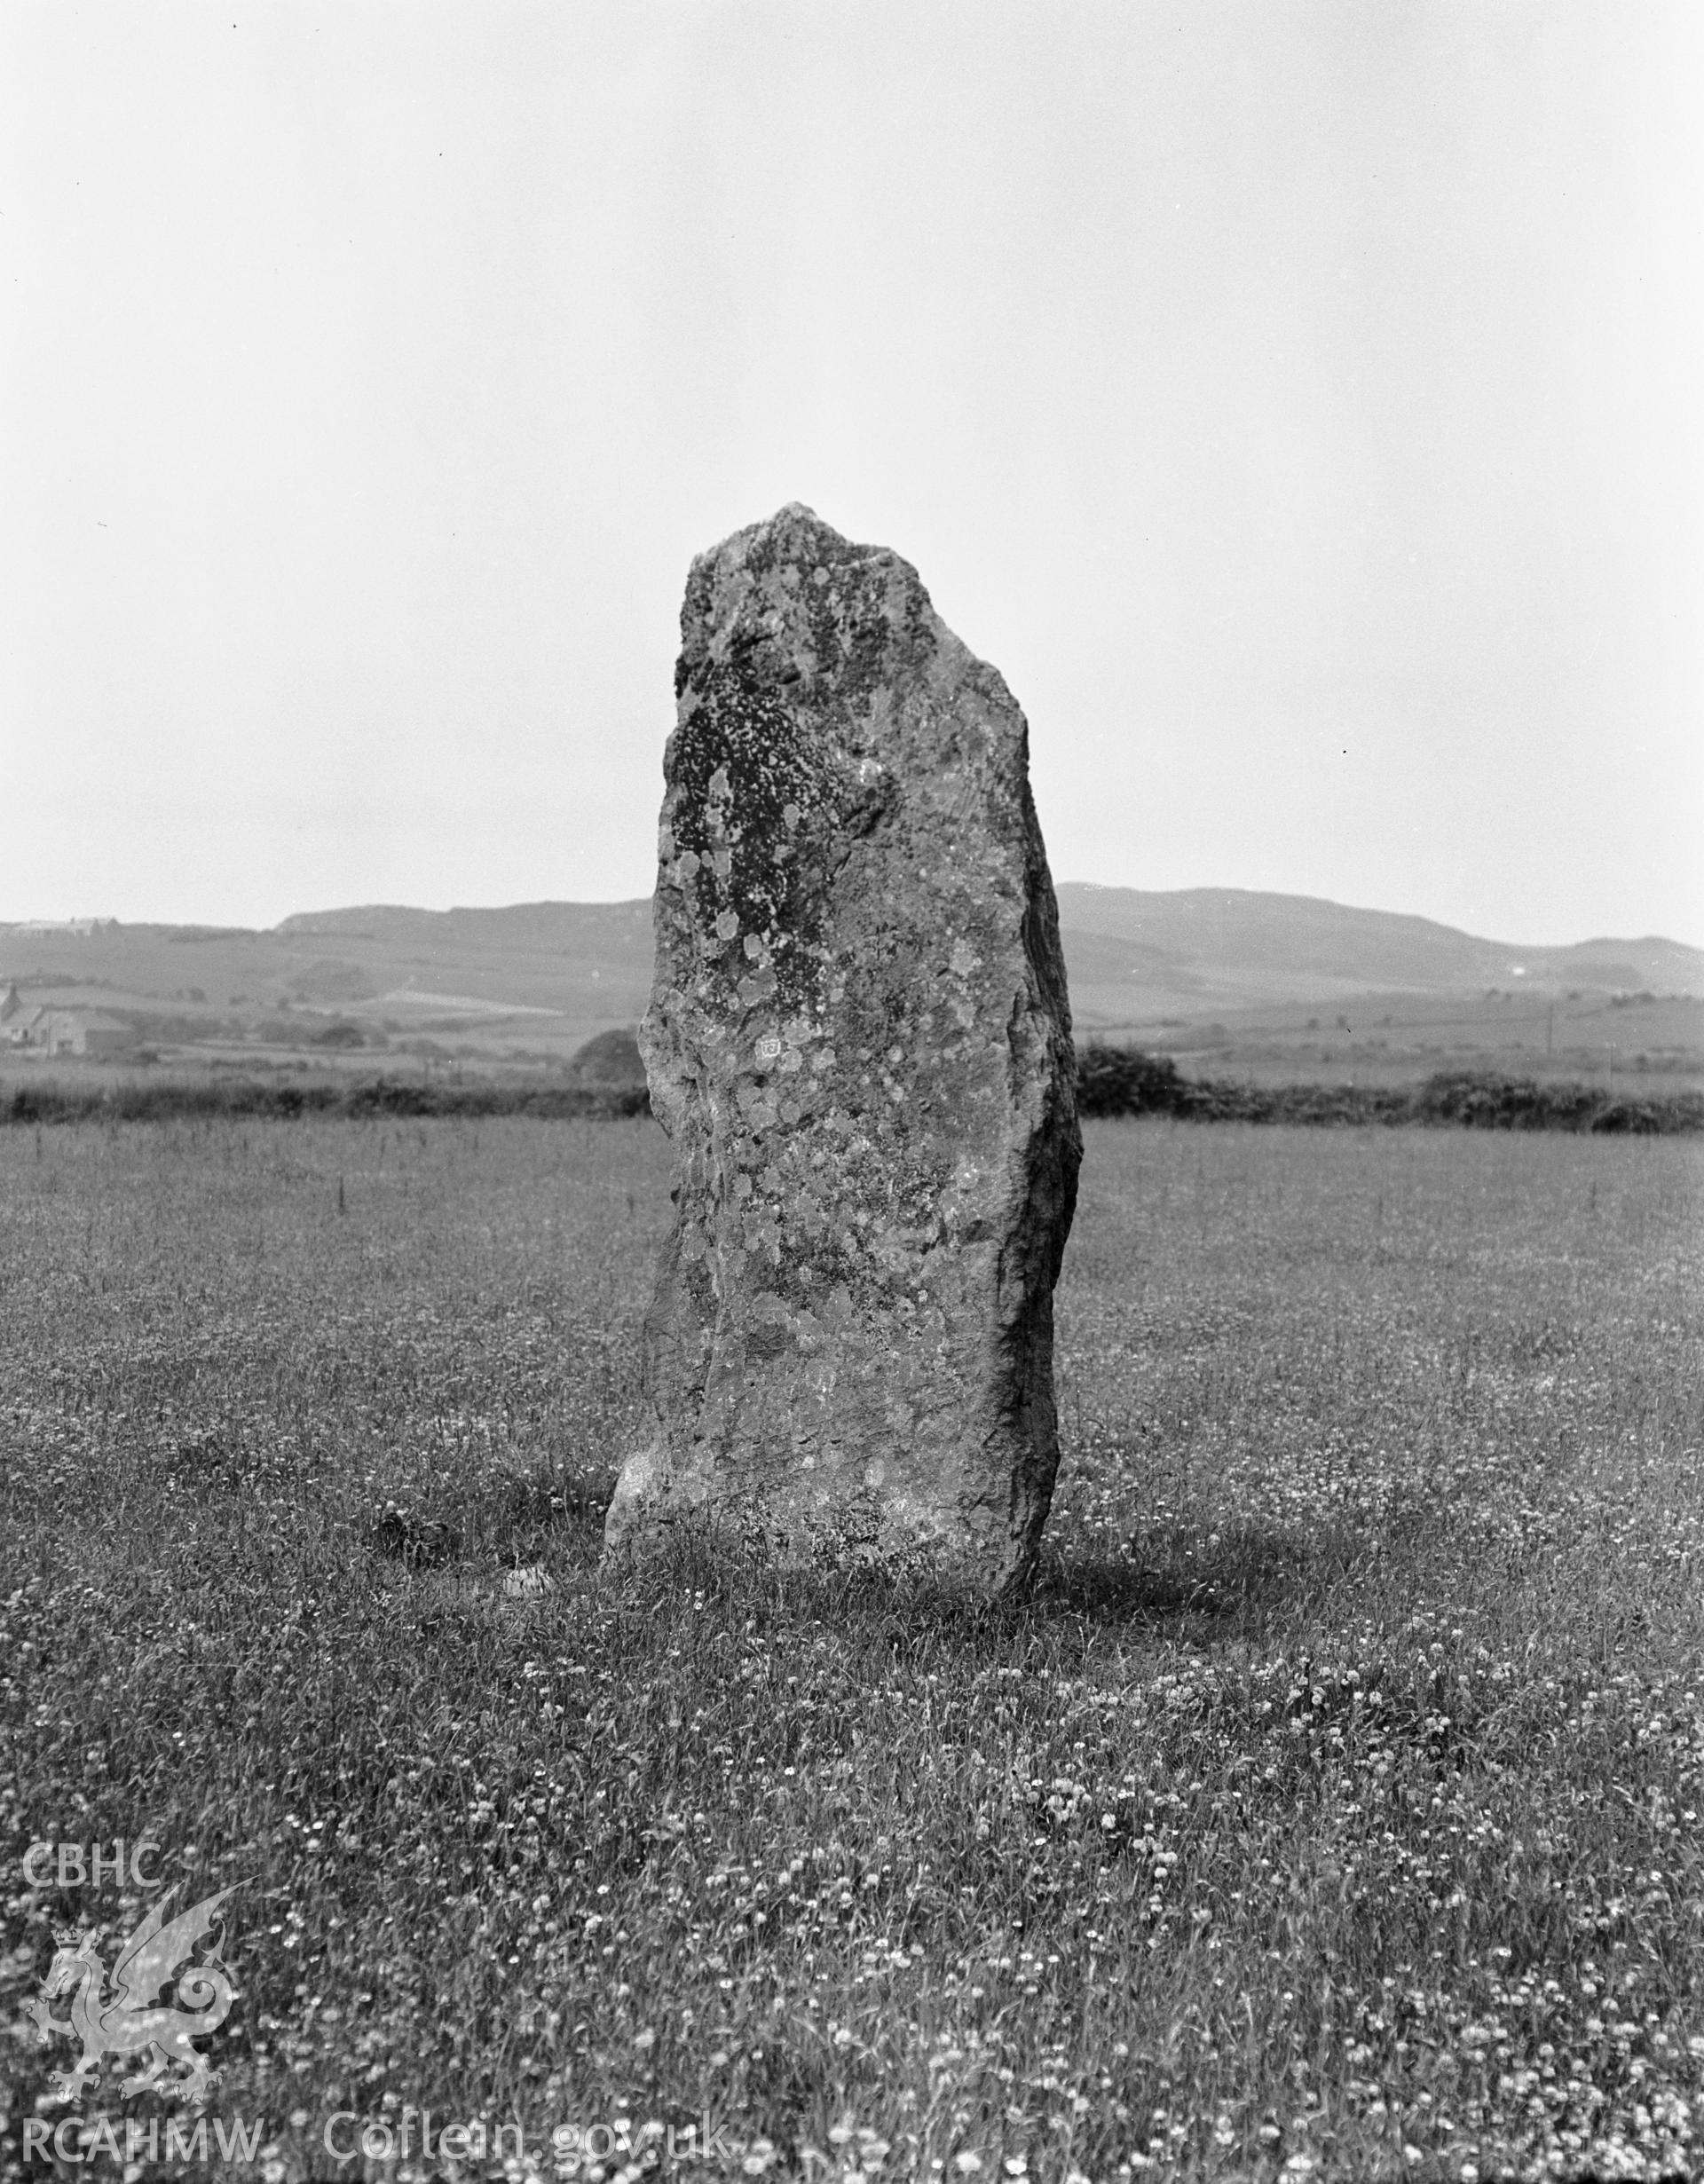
[604,504,1080,1590]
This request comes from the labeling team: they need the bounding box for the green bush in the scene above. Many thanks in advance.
[6,1054,1700,1134]
[4,1075,651,1127]
[1073,1046,1704,1135]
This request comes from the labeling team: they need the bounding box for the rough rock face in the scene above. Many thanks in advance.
[604,505,1080,1590]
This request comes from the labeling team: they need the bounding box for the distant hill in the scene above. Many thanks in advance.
[3,887,1700,1083]
[278,899,654,959]
[267,887,1704,1013]
[1053,885,1704,1020]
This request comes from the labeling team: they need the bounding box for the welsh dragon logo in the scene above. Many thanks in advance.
[26,1887,236,2104]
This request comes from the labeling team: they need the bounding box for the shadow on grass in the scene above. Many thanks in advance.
[581,1518,1342,1658]
[368,1463,619,1573]
[1030,1557,1241,1625]
[478,1463,618,1542]
[367,1472,1360,1665]
[1029,1520,1335,1636]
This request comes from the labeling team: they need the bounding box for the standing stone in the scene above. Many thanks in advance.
[604,505,1080,1590]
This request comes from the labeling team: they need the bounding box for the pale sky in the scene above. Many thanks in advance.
[3,4,1700,943]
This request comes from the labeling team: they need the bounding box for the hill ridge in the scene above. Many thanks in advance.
[3,888,1699,1079]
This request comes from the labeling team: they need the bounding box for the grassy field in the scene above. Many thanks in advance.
[3,1117,1701,2182]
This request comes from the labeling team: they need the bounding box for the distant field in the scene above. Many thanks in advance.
[3,1120,1702,2180]
[1088,990,1704,1099]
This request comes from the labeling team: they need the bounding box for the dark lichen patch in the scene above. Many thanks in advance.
[661,511,942,1024]
[677,505,931,728]
[666,665,816,924]
[663,659,854,1016]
